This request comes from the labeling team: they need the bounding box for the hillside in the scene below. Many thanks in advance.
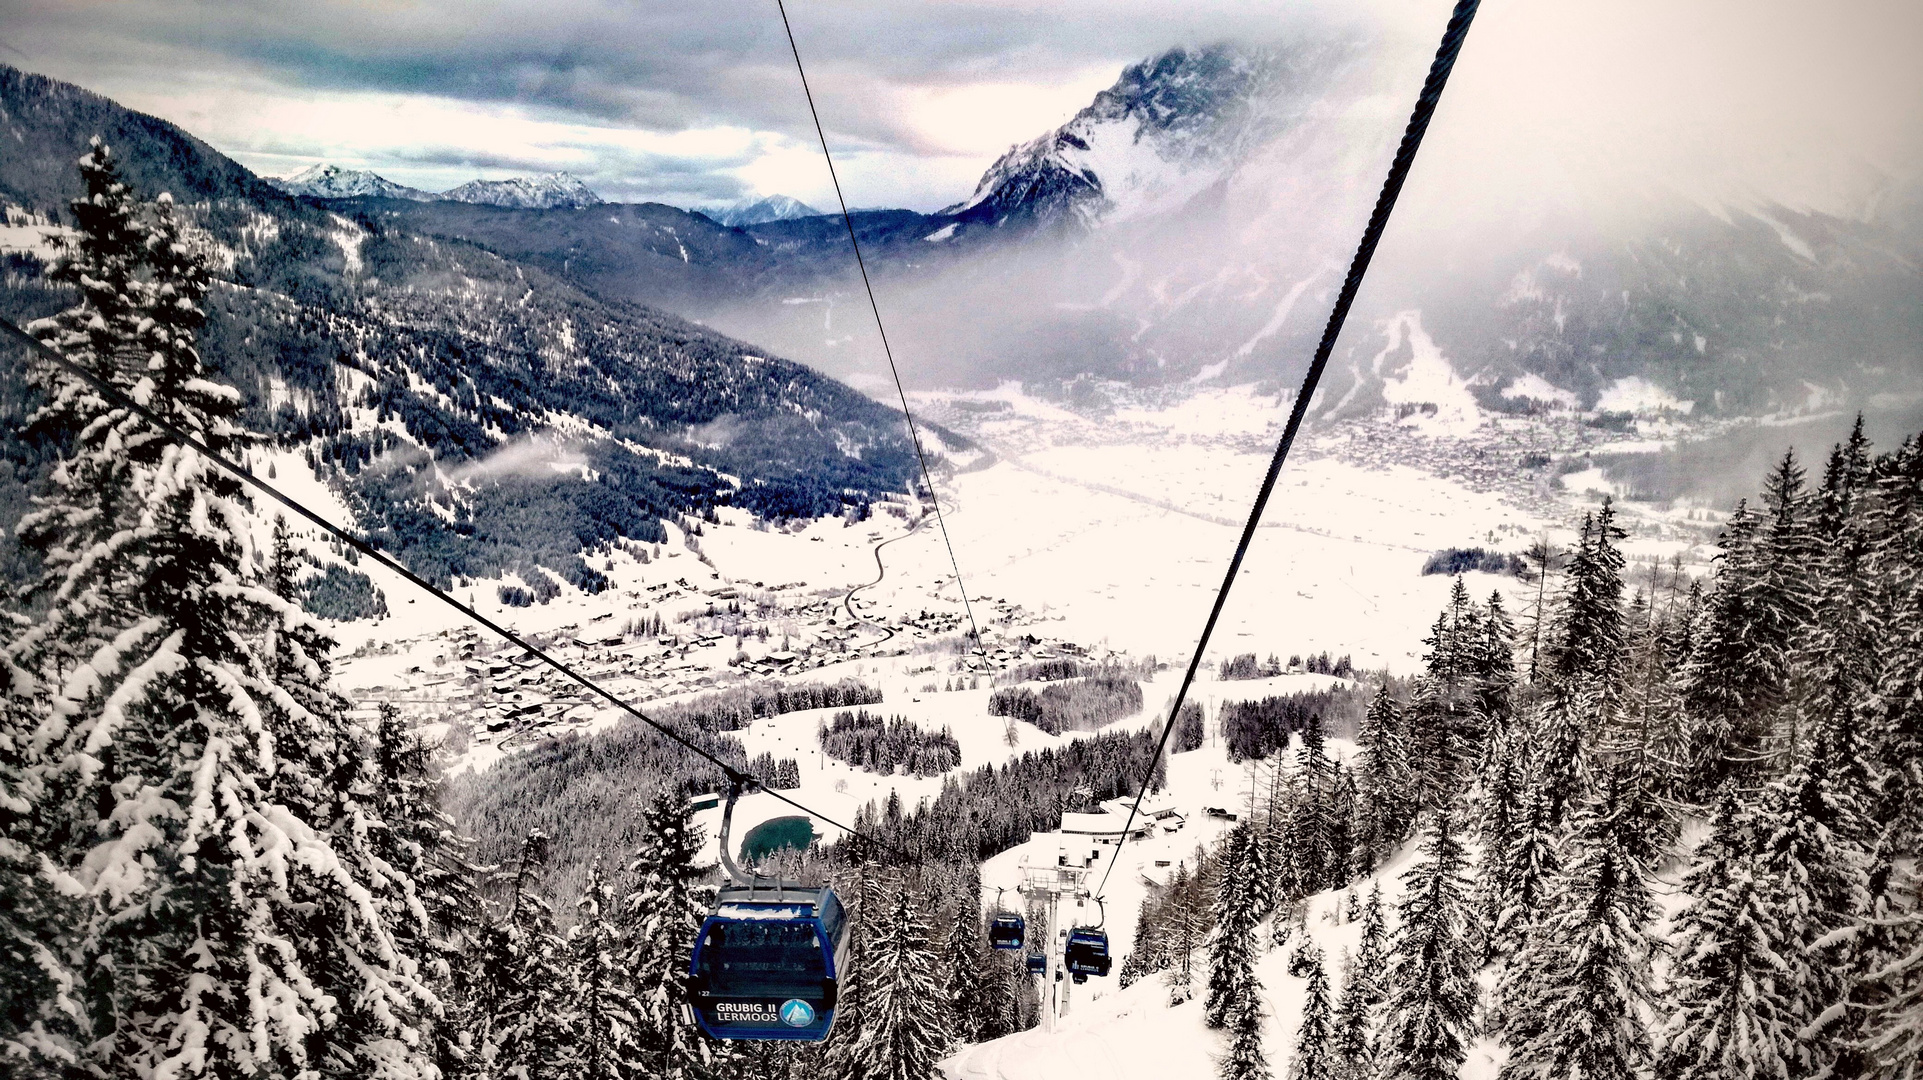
[0,63,926,602]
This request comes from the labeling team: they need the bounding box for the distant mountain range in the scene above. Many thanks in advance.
[0,62,932,604]
[705,194,823,228]
[8,36,1919,426]
[270,164,603,209]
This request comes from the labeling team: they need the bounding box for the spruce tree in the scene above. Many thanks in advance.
[1220,991,1272,1080]
[1683,499,1783,788]
[9,156,434,1078]
[572,862,644,1080]
[478,832,578,1080]
[1491,786,1561,961]
[623,792,713,1080]
[850,880,949,1080]
[1850,859,1923,1079]
[1330,948,1375,1080]
[1376,814,1478,1080]
[1352,682,1412,871]
[1472,731,1524,961]
[1167,860,1202,1006]
[1660,793,1795,1080]
[1207,823,1266,1029]
[1495,781,1660,1080]
[1547,502,1628,693]
[1288,939,1335,1080]
[1754,726,1872,1076]
[941,891,988,1048]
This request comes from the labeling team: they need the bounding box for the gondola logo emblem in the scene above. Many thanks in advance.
[779,999,815,1027]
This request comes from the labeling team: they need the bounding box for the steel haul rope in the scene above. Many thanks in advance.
[1094,0,1485,899]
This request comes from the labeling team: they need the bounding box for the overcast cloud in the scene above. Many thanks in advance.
[0,0,1915,214]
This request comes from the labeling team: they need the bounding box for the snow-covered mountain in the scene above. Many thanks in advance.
[945,41,1362,230]
[708,194,823,228]
[439,171,603,209]
[271,163,431,201]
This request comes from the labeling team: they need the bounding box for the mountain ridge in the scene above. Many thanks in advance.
[0,62,925,606]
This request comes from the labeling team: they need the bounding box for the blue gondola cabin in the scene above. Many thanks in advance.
[686,885,849,1041]
[988,912,1026,950]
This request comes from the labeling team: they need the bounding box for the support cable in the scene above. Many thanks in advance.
[1094,0,1484,899]
[773,0,984,654]
[0,315,912,862]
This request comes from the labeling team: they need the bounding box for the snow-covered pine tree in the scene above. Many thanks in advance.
[369,699,481,1076]
[1376,813,1478,1080]
[1682,499,1779,790]
[477,832,578,1080]
[1207,823,1266,1029]
[1850,857,1923,1079]
[941,888,988,1047]
[1530,681,1594,831]
[1219,990,1272,1080]
[1495,777,1660,1080]
[1330,948,1374,1080]
[10,155,436,1079]
[975,944,1017,1042]
[11,139,151,677]
[1471,591,1519,749]
[0,650,80,1070]
[1490,786,1561,961]
[623,791,714,1080]
[1352,681,1412,872]
[572,862,644,1080]
[1659,792,1794,1080]
[1287,712,1337,897]
[1871,435,1923,848]
[1471,730,1524,961]
[1545,501,1628,694]
[1754,720,1873,1075]
[850,879,949,1080]
[1287,939,1334,1080]
[1167,860,1203,1006]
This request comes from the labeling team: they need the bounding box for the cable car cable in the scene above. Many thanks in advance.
[1091,0,1484,901]
[0,315,917,862]
[772,0,984,655]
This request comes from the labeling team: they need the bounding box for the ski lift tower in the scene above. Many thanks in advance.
[1017,852,1094,1033]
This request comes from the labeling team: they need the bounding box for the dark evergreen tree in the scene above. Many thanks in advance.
[572,862,644,1080]
[478,832,578,1080]
[850,880,949,1080]
[1491,787,1561,961]
[623,793,713,1080]
[1207,823,1266,1029]
[942,889,989,1047]
[1352,683,1412,871]
[1288,939,1335,1080]
[1754,724,1872,1076]
[1220,990,1272,1080]
[1660,793,1794,1080]
[1495,782,1660,1080]
[1376,814,1477,1080]
[1546,502,1628,693]
[1330,948,1375,1080]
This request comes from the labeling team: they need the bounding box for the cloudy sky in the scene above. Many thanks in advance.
[0,0,1917,214]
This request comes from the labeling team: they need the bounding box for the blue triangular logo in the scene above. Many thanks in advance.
[780,999,816,1027]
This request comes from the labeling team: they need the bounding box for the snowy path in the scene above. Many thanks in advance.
[842,510,932,648]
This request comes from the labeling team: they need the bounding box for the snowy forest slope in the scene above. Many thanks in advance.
[0,63,926,599]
